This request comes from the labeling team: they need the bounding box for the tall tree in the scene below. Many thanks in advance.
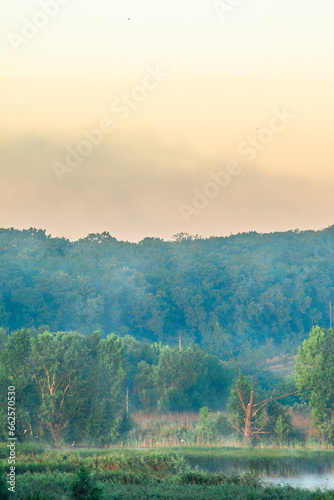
[0,329,38,439]
[227,347,296,445]
[31,331,85,446]
[295,326,334,442]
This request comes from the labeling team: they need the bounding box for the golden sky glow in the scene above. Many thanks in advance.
[1,0,334,240]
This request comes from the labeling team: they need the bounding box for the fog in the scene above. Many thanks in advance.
[263,473,334,491]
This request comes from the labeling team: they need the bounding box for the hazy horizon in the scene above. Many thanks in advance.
[1,0,333,241]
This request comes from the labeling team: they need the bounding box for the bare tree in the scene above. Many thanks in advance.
[227,343,296,445]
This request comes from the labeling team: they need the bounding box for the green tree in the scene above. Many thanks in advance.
[0,472,10,500]
[70,466,102,500]
[0,329,128,446]
[0,329,38,439]
[295,326,334,441]
[31,331,85,446]
[198,406,212,439]
[84,334,126,444]
[266,400,292,439]
[134,360,158,410]
[226,347,296,445]
[274,414,290,444]
[152,345,228,412]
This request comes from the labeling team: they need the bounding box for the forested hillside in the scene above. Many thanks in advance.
[0,227,333,351]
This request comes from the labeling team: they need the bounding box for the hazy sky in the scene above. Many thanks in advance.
[1,0,334,241]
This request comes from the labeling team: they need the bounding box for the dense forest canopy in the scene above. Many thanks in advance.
[0,328,234,444]
[0,227,333,351]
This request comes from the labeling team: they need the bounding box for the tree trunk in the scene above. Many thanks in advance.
[244,391,253,445]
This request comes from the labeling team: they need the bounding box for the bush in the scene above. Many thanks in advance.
[70,466,103,500]
[0,472,10,500]
[24,493,48,500]
[213,412,234,438]
[118,412,135,439]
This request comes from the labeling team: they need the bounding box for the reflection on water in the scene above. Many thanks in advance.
[263,473,334,491]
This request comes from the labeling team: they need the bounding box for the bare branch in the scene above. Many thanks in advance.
[252,391,297,417]
[226,338,247,412]
[225,340,297,445]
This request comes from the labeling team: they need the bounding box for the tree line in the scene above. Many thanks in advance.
[0,328,232,446]
[1,326,334,446]
[0,227,333,353]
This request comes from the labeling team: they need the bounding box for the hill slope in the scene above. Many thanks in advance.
[0,227,333,350]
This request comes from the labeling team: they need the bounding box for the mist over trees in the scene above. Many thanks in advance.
[0,227,333,353]
[0,328,236,446]
[1,226,334,446]
[2,326,333,447]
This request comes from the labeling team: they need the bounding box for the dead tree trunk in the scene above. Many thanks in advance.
[244,391,253,445]
[228,342,296,446]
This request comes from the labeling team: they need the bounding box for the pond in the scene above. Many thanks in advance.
[262,473,334,491]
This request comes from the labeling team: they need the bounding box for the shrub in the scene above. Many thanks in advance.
[213,412,234,438]
[24,493,48,500]
[274,415,291,444]
[70,466,103,500]
[0,472,10,500]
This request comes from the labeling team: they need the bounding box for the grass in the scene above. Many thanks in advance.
[6,470,334,500]
[125,409,318,448]
[1,444,334,499]
[2,444,334,475]
[171,446,334,475]
[12,474,333,500]
[133,411,199,427]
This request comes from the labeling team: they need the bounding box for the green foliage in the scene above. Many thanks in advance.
[5,447,334,499]
[227,375,254,432]
[296,327,334,441]
[274,415,290,444]
[196,408,234,441]
[24,493,48,500]
[174,469,260,487]
[70,466,103,500]
[134,345,230,412]
[1,227,333,349]
[0,472,10,500]
[30,330,86,446]
[213,412,234,438]
[14,472,74,500]
[0,329,127,446]
[226,373,296,445]
[266,401,292,439]
[198,407,211,432]
[0,328,38,441]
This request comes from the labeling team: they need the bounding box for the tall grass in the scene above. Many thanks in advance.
[1,445,334,499]
[172,447,334,475]
[124,410,320,449]
[12,472,334,500]
[1,445,334,476]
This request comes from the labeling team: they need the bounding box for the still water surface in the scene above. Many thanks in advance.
[263,473,334,491]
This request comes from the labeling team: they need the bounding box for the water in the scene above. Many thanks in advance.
[262,473,334,491]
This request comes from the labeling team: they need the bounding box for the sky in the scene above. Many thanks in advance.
[1,0,334,241]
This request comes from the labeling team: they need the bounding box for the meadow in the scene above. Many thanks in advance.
[1,443,334,499]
